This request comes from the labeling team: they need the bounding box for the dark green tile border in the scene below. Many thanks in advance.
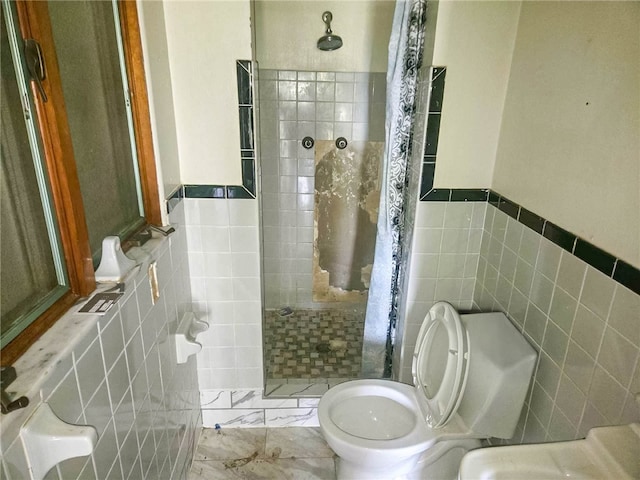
[543,222,576,252]
[518,207,545,234]
[177,60,256,201]
[419,66,446,201]
[166,185,184,214]
[613,261,640,294]
[574,240,616,276]
[185,184,226,198]
[497,196,519,219]
[486,191,640,295]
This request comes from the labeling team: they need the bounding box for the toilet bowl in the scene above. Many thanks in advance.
[318,302,538,480]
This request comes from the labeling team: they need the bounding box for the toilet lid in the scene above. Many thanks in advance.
[412,302,470,428]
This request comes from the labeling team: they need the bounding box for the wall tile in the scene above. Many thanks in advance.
[608,285,640,347]
[580,267,615,320]
[524,303,547,347]
[47,370,84,425]
[470,203,640,443]
[589,366,626,422]
[563,340,595,394]
[548,286,577,334]
[536,238,561,281]
[265,408,319,427]
[231,390,297,409]
[528,383,553,427]
[530,271,555,314]
[597,327,639,386]
[572,305,605,357]
[74,339,105,405]
[541,320,569,366]
[3,439,30,480]
[547,407,576,441]
[202,409,265,427]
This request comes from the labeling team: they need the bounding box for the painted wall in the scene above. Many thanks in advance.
[137,1,181,207]
[254,0,395,73]
[431,0,521,189]
[492,1,640,269]
[163,1,252,186]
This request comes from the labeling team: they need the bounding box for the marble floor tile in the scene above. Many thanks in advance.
[191,427,337,479]
[195,428,267,461]
[189,457,336,480]
[265,427,335,458]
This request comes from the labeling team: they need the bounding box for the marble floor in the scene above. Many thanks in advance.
[189,427,337,479]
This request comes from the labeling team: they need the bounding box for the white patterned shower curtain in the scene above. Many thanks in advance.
[362,0,427,377]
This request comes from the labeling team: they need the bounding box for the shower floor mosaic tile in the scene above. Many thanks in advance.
[188,427,336,479]
[263,309,364,381]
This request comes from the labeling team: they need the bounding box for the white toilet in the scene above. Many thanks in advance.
[318,301,538,480]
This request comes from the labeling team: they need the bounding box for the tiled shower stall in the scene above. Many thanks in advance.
[257,69,387,385]
[258,69,386,308]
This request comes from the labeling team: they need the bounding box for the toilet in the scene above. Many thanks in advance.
[318,301,537,480]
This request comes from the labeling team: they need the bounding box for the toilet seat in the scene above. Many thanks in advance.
[413,302,470,428]
[332,395,415,440]
[319,379,439,456]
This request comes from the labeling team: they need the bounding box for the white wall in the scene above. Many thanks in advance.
[432,0,521,189]
[492,1,640,268]
[254,0,395,72]
[163,1,252,186]
[137,1,181,209]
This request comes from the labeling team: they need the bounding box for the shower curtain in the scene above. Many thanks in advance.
[362,0,427,377]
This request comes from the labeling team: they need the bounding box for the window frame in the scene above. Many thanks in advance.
[1,0,161,365]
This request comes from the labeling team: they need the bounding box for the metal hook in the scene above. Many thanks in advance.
[24,39,47,102]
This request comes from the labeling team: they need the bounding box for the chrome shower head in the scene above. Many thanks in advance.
[317,11,343,51]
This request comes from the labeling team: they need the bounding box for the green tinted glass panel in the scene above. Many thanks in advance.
[0,7,67,348]
[48,1,143,260]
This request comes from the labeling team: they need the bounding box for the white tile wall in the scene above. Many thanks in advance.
[1,201,200,480]
[475,205,640,443]
[259,69,387,309]
[185,198,264,392]
[199,389,320,428]
[397,201,486,382]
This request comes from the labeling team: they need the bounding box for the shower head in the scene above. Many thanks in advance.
[317,11,343,51]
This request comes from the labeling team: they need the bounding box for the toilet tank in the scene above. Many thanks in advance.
[457,312,537,439]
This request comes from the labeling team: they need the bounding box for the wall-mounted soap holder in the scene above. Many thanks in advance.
[94,236,137,282]
[20,403,98,480]
[173,312,209,364]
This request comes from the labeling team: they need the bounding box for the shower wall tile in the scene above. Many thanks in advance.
[474,204,640,444]
[1,199,200,480]
[258,69,387,309]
